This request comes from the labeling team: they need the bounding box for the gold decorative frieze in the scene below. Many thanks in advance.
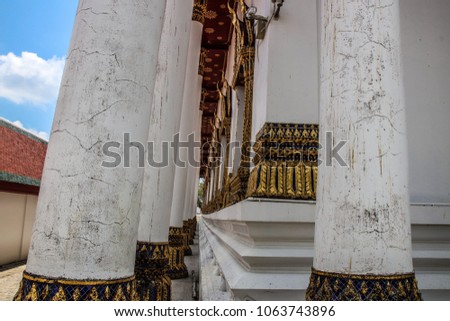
[14,272,136,301]
[247,161,318,200]
[247,123,319,200]
[306,268,422,301]
[253,123,319,164]
[192,0,207,24]
[135,241,171,301]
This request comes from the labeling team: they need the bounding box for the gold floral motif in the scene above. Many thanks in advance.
[204,10,218,20]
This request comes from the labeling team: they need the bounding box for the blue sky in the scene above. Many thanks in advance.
[0,0,78,140]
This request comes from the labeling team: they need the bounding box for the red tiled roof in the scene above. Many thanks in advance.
[0,119,47,188]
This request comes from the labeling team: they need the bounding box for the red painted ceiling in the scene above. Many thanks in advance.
[199,0,236,172]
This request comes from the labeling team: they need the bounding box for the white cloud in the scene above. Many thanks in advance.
[0,117,49,141]
[12,120,49,141]
[0,51,65,106]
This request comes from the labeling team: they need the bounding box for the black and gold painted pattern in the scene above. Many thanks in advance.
[135,241,171,301]
[189,217,197,243]
[182,220,193,256]
[167,227,189,279]
[14,272,136,301]
[252,123,319,164]
[306,268,422,301]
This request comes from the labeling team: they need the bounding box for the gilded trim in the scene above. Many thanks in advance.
[135,241,171,301]
[14,272,136,301]
[198,48,208,76]
[306,268,422,301]
[247,160,318,200]
[246,123,319,200]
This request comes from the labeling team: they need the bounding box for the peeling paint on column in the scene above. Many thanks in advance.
[134,0,194,300]
[25,0,167,281]
[314,0,414,275]
[170,21,204,230]
[138,0,194,244]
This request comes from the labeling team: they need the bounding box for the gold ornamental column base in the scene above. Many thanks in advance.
[191,217,197,239]
[183,233,193,256]
[14,272,136,301]
[182,220,193,256]
[306,268,422,301]
[135,241,171,301]
[183,218,195,245]
[188,218,195,245]
[167,227,189,279]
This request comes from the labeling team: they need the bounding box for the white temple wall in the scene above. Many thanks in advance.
[399,0,450,204]
[0,192,37,266]
[249,0,319,141]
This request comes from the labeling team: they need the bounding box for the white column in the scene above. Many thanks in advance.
[167,4,205,278]
[183,88,203,223]
[190,110,204,218]
[307,0,420,301]
[170,22,203,229]
[135,0,193,301]
[16,0,166,301]
[181,104,202,256]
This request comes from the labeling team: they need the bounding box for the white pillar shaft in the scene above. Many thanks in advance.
[26,0,167,280]
[170,21,203,228]
[183,77,203,221]
[190,110,203,217]
[189,114,202,219]
[314,0,413,274]
[137,0,194,243]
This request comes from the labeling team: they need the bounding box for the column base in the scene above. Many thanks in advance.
[306,268,422,301]
[188,218,195,244]
[183,233,193,256]
[14,272,136,301]
[135,242,171,301]
[191,217,197,234]
[182,221,193,256]
[167,227,189,279]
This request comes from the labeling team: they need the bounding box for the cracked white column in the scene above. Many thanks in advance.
[182,92,203,250]
[306,0,421,301]
[167,0,206,279]
[135,0,194,301]
[187,109,203,218]
[14,0,167,301]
